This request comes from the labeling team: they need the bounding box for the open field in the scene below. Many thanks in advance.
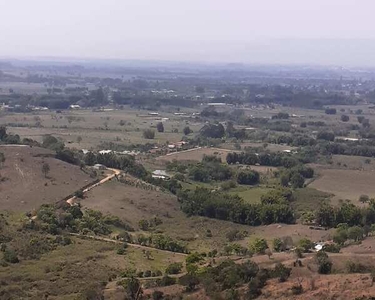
[309,167,375,202]
[156,147,237,162]
[2,108,203,150]
[0,146,92,211]
[0,235,184,300]
[80,180,183,229]
[229,186,271,204]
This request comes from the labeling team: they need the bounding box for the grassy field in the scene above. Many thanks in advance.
[292,187,332,212]
[309,167,375,202]
[2,108,203,150]
[0,233,184,299]
[229,185,271,204]
[0,146,92,211]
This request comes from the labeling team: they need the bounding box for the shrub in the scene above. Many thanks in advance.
[298,238,314,252]
[273,263,291,282]
[165,262,183,275]
[316,251,332,274]
[143,129,155,139]
[273,238,285,252]
[251,238,268,254]
[237,170,260,185]
[322,243,340,253]
[157,275,176,287]
[341,115,350,122]
[291,283,303,295]
[3,249,19,263]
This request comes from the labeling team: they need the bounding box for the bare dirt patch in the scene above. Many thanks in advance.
[0,146,92,211]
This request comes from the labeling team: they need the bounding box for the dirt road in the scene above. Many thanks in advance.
[67,167,121,205]
[68,232,187,256]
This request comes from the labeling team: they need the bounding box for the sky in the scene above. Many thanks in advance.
[1,0,375,66]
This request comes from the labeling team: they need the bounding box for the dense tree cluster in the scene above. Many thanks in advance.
[226,151,300,168]
[199,123,225,139]
[178,187,295,226]
[315,200,375,229]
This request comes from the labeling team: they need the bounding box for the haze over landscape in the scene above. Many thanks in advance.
[3,1,375,300]
[1,0,375,66]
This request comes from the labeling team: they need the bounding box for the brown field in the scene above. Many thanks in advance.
[309,167,375,202]
[80,180,183,229]
[80,180,334,252]
[0,145,92,211]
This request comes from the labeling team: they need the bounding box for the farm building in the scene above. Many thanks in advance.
[152,170,170,180]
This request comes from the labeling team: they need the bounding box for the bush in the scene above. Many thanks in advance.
[298,238,314,252]
[186,252,204,264]
[341,115,350,122]
[157,275,176,287]
[3,249,19,263]
[251,238,268,254]
[273,238,285,252]
[273,263,291,282]
[165,262,183,274]
[237,170,260,185]
[325,108,337,115]
[322,243,340,253]
[316,251,332,274]
[143,129,155,139]
[156,122,164,133]
[183,126,192,135]
[291,284,303,295]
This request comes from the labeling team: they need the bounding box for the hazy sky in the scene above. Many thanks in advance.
[1,0,375,65]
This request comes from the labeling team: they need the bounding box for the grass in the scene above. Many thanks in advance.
[229,185,272,204]
[292,187,332,213]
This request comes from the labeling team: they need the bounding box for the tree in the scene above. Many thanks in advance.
[166,262,183,274]
[298,238,314,252]
[156,122,164,133]
[183,126,192,135]
[42,162,50,178]
[0,152,5,168]
[138,219,149,231]
[347,226,364,241]
[325,108,337,115]
[143,129,155,139]
[358,116,365,124]
[316,131,335,141]
[290,173,304,189]
[123,277,142,300]
[237,170,260,185]
[273,238,285,252]
[316,251,332,274]
[251,238,268,254]
[315,203,335,227]
[0,126,6,140]
[341,115,350,122]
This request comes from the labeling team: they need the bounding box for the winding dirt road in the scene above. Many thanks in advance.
[67,167,121,205]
